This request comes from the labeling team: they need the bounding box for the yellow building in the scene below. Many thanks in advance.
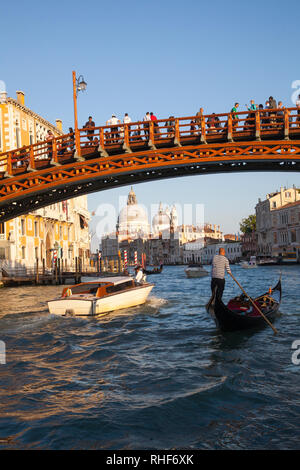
[0,89,90,271]
[0,89,62,151]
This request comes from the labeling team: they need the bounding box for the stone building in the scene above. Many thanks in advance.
[101,187,225,265]
[183,241,242,264]
[240,232,258,257]
[0,197,90,270]
[256,186,300,259]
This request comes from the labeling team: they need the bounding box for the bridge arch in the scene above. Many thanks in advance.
[0,107,299,221]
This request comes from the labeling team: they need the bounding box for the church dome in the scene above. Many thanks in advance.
[152,202,171,234]
[118,187,150,240]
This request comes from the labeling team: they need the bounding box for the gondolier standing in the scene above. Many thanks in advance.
[211,248,231,300]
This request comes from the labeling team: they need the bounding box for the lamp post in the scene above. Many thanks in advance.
[72,71,87,159]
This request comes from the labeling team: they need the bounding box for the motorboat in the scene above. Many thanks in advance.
[257,258,278,266]
[48,276,154,316]
[240,256,257,269]
[185,264,209,278]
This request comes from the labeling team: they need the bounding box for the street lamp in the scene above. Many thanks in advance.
[76,75,87,95]
[72,71,87,159]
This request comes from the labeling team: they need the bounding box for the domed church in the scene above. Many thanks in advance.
[117,187,150,242]
[152,202,178,237]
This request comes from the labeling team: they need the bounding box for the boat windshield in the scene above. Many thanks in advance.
[106,280,133,294]
[70,283,104,295]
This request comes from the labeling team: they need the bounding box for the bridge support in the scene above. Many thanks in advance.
[97,145,108,158]
[148,140,156,150]
[122,143,132,153]
[74,151,85,162]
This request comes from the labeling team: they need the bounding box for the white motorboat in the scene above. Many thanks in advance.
[184,264,209,278]
[48,276,154,316]
[240,256,257,269]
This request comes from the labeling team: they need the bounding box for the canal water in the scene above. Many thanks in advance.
[0,265,299,450]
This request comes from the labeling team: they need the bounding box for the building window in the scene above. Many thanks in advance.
[0,222,4,238]
[59,225,62,239]
[291,229,296,243]
[21,219,25,235]
[35,246,39,260]
[272,201,276,208]
[0,248,5,260]
[21,246,26,259]
[34,221,38,237]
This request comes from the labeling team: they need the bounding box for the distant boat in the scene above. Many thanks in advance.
[143,264,163,275]
[48,276,154,316]
[257,258,277,266]
[185,264,209,278]
[240,256,257,269]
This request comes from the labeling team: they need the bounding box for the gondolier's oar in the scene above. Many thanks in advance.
[229,272,278,335]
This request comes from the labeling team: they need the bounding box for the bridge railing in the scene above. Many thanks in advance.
[0,107,300,177]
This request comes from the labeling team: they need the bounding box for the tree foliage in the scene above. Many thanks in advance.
[240,214,256,234]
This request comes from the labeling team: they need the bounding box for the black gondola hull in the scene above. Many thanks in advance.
[206,279,281,332]
[144,265,163,275]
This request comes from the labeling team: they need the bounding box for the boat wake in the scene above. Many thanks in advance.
[146,296,168,309]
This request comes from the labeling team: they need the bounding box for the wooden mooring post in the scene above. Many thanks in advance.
[35,258,39,284]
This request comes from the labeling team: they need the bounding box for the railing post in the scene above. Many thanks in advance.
[200,115,207,144]
[255,110,261,141]
[74,128,84,161]
[148,121,156,149]
[98,127,108,158]
[284,108,290,140]
[174,119,181,146]
[227,113,233,142]
[29,145,36,170]
[123,124,132,153]
[4,152,13,178]
[50,139,59,165]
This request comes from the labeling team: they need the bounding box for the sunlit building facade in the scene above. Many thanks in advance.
[0,90,90,270]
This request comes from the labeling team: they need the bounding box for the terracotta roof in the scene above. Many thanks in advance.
[273,200,300,211]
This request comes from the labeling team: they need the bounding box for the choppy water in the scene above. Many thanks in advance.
[0,265,299,450]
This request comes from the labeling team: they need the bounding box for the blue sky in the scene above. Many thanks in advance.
[1,0,300,250]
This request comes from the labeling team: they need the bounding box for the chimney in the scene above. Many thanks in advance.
[56,119,63,132]
[16,91,25,106]
[0,91,7,103]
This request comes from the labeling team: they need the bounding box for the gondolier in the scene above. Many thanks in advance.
[211,248,231,300]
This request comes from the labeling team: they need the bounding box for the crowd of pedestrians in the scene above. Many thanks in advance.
[78,95,300,146]
[12,95,300,167]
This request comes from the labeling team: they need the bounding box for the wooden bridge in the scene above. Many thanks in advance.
[0,106,300,221]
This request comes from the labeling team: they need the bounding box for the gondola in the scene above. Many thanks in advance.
[206,278,281,332]
[143,264,163,275]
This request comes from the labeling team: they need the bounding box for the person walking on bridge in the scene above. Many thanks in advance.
[84,116,95,143]
[150,112,160,135]
[268,96,277,127]
[106,114,121,143]
[231,103,239,130]
[46,130,54,159]
[143,112,151,139]
[123,113,132,138]
[211,248,231,300]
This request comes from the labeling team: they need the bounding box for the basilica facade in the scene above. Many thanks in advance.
[101,187,224,265]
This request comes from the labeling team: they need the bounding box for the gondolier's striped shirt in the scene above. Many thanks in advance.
[211,255,231,279]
